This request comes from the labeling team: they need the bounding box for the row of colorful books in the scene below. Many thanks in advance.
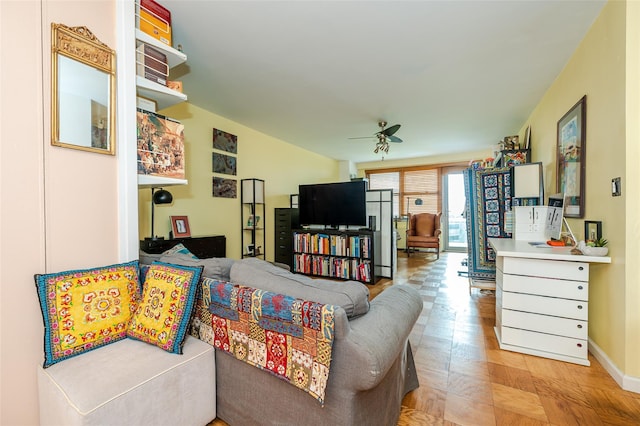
[293,254,372,282]
[292,232,372,259]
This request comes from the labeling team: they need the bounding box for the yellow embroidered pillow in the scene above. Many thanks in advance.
[127,262,203,353]
[34,261,141,368]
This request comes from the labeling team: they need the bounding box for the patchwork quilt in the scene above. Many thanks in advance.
[191,278,336,405]
[464,167,512,280]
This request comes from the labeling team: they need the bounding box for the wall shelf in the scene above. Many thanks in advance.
[135,19,188,188]
[136,76,187,110]
[135,29,186,68]
[137,174,188,188]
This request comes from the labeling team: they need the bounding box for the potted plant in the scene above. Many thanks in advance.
[579,238,609,256]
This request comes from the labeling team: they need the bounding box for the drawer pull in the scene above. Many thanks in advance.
[578,285,584,290]
[577,343,583,348]
[577,305,583,310]
[579,266,584,271]
[577,324,583,329]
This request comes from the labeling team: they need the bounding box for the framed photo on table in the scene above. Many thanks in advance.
[556,96,586,218]
[584,220,602,243]
[170,216,191,238]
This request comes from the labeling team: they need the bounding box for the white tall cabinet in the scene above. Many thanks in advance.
[489,238,610,366]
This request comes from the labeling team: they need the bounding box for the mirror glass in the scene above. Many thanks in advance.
[52,24,116,155]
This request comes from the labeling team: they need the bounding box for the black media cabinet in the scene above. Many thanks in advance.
[140,235,226,259]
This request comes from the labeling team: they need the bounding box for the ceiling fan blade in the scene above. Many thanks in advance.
[388,135,403,143]
[348,136,375,140]
[381,124,401,137]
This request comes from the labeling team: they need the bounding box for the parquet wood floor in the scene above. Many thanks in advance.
[391,251,640,425]
[210,251,640,425]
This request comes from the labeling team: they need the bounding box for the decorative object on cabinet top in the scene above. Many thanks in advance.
[170,215,191,238]
[145,187,173,241]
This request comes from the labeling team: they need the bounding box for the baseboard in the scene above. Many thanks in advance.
[589,338,640,394]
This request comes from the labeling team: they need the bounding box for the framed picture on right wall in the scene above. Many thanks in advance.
[556,95,587,218]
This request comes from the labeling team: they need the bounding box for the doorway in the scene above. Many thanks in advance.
[443,171,468,252]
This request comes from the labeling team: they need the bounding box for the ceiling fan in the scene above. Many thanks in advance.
[350,121,403,154]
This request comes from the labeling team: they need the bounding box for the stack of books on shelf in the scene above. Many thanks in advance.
[136,43,169,86]
[359,262,372,282]
[293,232,372,259]
[292,254,372,283]
[136,0,172,46]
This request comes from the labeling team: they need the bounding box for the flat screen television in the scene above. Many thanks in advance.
[298,181,367,227]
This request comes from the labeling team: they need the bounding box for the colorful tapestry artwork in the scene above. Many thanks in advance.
[190,279,336,405]
[464,167,512,280]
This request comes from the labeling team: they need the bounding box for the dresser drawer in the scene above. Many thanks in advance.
[502,309,587,340]
[502,292,588,321]
[502,274,588,300]
[501,327,588,360]
[502,257,588,281]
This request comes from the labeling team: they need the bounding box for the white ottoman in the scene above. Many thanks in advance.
[37,336,215,426]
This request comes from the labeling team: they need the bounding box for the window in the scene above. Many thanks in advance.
[403,169,439,216]
[368,172,400,217]
[367,164,465,217]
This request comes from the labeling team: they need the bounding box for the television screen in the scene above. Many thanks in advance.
[298,181,367,227]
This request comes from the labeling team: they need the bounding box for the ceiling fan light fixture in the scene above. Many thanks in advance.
[352,120,402,156]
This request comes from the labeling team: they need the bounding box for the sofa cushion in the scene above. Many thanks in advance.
[162,243,199,258]
[159,252,235,281]
[34,260,141,368]
[139,250,163,265]
[139,243,197,266]
[127,262,203,354]
[230,258,369,318]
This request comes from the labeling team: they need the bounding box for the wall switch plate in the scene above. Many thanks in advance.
[612,177,621,196]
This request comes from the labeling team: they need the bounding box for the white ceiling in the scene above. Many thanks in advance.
[163,0,605,163]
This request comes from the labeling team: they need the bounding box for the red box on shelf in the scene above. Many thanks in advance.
[137,0,172,46]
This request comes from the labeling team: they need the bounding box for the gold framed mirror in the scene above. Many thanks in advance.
[52,23,116,155]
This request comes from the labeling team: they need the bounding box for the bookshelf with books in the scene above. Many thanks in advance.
[292,229,379,284]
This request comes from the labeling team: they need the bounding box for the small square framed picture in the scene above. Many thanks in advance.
[170,216,191,238]
[584,220,602,243]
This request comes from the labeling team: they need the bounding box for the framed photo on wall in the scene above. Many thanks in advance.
[556,95,586,218]
[170,215,191,238]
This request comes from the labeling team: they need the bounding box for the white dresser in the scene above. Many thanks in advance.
[489,238,610,366]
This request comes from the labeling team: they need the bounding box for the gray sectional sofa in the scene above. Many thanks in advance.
[148,252,423,425]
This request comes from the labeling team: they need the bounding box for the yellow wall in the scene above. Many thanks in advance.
[517,0,639,378]
[624,0,640,379]
[1,1,121,424]
[138,102,341,260]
